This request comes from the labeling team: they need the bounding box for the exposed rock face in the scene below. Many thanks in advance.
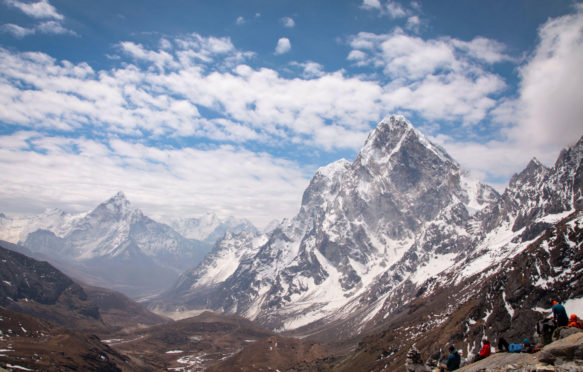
[333,209,583,371]
[406,346,430,372]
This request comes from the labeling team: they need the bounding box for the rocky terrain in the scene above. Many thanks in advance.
[103,311,278,371]
[331,209,583,371]
[0,307,139,371]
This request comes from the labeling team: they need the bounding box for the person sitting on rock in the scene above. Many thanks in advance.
[497,337,509,352]
[475,339,491,361]
[521,338,537,353]
[552,300,569,327]
[439,345,461,371]
[568,314,583,329]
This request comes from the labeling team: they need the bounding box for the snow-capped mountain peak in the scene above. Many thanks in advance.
[90,191,139,222]
[153,115,503,330]
[359,115,454,167]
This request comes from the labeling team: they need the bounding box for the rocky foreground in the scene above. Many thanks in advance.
[407,330,583,372]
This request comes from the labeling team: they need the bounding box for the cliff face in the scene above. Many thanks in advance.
[336,209,583,371]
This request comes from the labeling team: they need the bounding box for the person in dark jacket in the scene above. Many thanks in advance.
[498,337,509,352]
[446,345,461,371]
[552,300,569,327]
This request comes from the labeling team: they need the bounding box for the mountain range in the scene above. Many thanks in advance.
[0,192,257,298]
[151,115,583,346]
[0,114,581,370]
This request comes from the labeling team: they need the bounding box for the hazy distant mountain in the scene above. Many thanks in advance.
[0,192,213,298]
[161,213,258,244]
[154,115,583,345]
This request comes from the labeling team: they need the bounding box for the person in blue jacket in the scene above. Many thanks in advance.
[552,300,569,327]
[446,344,461,371]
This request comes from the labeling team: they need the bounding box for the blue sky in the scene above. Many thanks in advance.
[1,0,582,228]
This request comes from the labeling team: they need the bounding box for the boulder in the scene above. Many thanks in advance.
[538,332,583,365]
[553,326,583,341]
[406,346,431,372]
[457,352,537,371]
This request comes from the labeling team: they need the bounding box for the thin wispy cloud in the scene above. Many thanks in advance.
[361,0,408,19]
[4,0,63,20]
[281,17,295,28]
[1,0,75,37]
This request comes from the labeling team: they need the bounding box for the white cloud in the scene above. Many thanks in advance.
[1,23,35,38]
[432,7,583,186]
[348,30,509,124]
[451,37,513,64]
[281,16,295,28]
[385,1,407,18]
[361,0,382,10]
[507,7,583,152]
[2,0,75,37]
[361,0,408,19]
[290,61,325,78]
[406,15,421,33]
[275,37,291,55]
[0,132,310,227]
[5,0,63,20]
[0,34,381,153]
[236,16,245,25]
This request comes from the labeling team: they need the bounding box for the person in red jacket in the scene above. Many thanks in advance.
[568,314,583,329]
[475,339,491,362]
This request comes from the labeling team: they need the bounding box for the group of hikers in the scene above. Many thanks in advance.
[438,300,583,371]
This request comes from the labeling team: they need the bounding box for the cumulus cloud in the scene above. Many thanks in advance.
[507,7,583,151]
[432,7,583,186]
[290,61,326,78]
[275,37,292,55]
[348,30,509,125]
[1,23,35,38]
[406,15,421,33]
[0,33,379,154]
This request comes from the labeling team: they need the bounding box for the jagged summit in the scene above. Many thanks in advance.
[359,115,455,167]
[509,157,549,187]
[96,191,133,216]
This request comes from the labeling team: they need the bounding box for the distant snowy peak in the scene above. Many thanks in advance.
[163,213,258,243]
[0,207,86,243]
[89,191,141,222]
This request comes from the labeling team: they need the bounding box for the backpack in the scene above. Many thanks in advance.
[508,343,523,353]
